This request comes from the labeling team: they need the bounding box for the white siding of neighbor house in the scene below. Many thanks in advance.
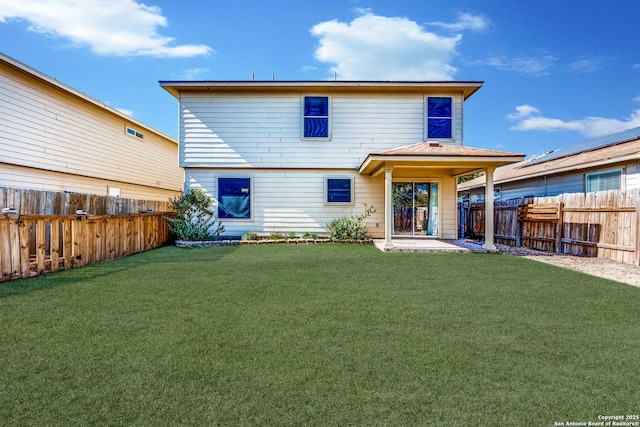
[179,92,464,169]
[463,162,640,203]
[0,60,183,200]
[623,162,640,190]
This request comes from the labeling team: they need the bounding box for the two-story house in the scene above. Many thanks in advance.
[160,80,523,250]
[0,52,183,201]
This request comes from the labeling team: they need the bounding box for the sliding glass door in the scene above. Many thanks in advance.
[392,182,438,237]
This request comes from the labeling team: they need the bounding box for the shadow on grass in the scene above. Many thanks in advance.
[0,244,239,299]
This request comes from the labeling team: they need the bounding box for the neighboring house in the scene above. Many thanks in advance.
[458,126,640,202]
[160,80,523,248]
[0,52,183,201]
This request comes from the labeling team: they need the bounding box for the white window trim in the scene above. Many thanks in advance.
[301,94,332,141]
[216,175,254,221]
[425,95,455,142]
[584,168,623,193]
[324,176,354,206]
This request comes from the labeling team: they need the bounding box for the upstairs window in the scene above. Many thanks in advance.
[303,96,330,139]
[427,97,452,139]
[585,169,622,193]
[325,177,353,204]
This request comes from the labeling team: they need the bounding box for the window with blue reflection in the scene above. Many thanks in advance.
[304,96,329,138]
[326,178,352,203]
[427,97,452,139]
[218,177,251,219]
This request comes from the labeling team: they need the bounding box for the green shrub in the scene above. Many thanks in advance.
[302,232,319,239]
[327,203,376,240]
[268,232,287,240]
[164,188,224,241]
[288,232,297,239]
[241,232,260,241]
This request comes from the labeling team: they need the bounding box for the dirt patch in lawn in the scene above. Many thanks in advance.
[495,244,640,288]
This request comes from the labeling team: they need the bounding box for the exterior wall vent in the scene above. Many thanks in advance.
[125,126,144,139]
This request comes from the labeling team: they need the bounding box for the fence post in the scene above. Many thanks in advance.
[19,220,30,279]
[635,197,640,266]
[36,219,46,276]
[555,202,564,253]
[515,205,523,247]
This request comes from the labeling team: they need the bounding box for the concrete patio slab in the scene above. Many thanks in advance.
[373,239,492,253]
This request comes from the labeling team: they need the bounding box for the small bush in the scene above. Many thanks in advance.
[327,203,376,240]
[241,232,260,241]
[268,232,287,240]
[288,232,297,239]
[164,188,224,241]
[302,232,319,239]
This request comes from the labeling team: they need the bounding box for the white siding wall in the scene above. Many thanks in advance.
[186,168,462,239]
[0,64,183,196]
[186,169,386,238]
[626,162,640,190]
[180,92,464,169]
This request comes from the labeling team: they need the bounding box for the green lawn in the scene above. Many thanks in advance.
[1,244,639,426]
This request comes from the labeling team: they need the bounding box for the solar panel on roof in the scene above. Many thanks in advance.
[517,126,640,168]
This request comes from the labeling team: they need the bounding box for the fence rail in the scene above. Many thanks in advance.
[1,212,171,282]
[0,187,171,215]
[459,190,640,265]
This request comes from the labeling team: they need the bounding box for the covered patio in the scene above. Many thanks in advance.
[359,142,525,251]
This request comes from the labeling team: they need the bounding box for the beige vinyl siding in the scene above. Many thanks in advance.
[0,163,181,201]
[180,92,464,170]
[0,62,183,196]
[186,169,385,238]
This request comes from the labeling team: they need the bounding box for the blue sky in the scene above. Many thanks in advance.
[1,0,639,157]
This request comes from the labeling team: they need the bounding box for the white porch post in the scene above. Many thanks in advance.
[384,167,394,249]
[483,167,496,251]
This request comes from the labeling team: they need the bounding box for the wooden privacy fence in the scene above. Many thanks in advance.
[459,189,640,265]
[0,212,172,282]
[0,187,171,216]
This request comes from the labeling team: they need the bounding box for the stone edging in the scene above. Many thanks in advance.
[175,239,374,248]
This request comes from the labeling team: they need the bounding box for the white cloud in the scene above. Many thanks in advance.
[173,68,210,80]
[485,54,556,76]
[506,104,541,121]
[507,104,640,138]
[0,0,212,57]
[426,12,490,32]
[115,107,134,117]
[569,57,606,73]
[310,11,464,80]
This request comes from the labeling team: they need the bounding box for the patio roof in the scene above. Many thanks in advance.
[358,142,525,177]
